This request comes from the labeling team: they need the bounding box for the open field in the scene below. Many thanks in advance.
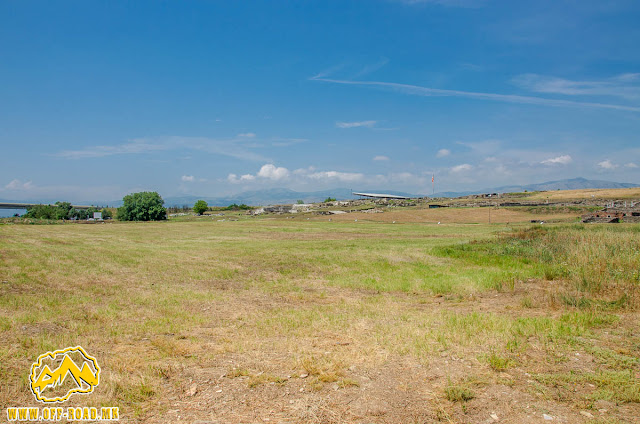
[310,206,582,224]
[510,188,640,202]
[1,218,639,423]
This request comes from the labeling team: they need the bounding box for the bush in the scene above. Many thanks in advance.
[324,197,337,203]
[225,203,252,210]
[193,200,208,215]
[117,192,167,221]
[444,381,475,402]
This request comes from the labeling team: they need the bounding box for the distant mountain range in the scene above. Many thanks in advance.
[491,177,638,192]
[158,178,640,206]
[433,177,640,198]
[2,178,638,209]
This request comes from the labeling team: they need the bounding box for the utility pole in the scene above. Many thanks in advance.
[432,173,435,196]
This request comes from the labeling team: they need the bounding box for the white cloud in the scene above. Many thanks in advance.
[336,120,377,128]
[512,73,640,100]
[228,165,367,185]
[597,159,618,170]
[53,136,270,162]
[237,132,256,138]
[541,155,572,165]
[227,173,257,184]
[457,140,501,155]
[306,171,364,182]
[353,58,389,78]
[616,73,640,83]
[271,138,307,147]
[4,179,34,190]
[624,162,638,168]
[181,175,195,182]
[293,166,316,175]
[451,164,473,173]
[53,140,167,159]
[312,77,640,113]
[228,164,291,183]
[373,155,390,161]
[257,164,290,181]
[436,148,451,158]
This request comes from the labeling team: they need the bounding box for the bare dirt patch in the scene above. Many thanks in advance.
[143,280,639,423]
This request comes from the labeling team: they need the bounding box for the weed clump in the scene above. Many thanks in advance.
[444,381,475,402]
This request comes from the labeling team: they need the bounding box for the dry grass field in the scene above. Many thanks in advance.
[1,216,639,423]
[520,188,640,202]
[313,206,581,224]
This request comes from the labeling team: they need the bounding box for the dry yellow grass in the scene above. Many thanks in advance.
[526,187,640,201]
[315,206,578,224]
[1,220,638,423]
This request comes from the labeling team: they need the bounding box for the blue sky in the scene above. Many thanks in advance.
[1,0,639,202]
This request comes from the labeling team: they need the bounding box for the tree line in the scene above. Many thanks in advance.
[25,202,112,220]
[20,192,258,222]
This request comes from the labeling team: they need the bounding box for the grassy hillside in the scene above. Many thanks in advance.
[524,187,640,201]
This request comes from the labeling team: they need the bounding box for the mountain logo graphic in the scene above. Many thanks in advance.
[29,346,101,403]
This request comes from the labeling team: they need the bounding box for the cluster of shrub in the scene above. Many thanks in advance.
[166,205,194,213]
[168,201,252,215]
[224,203,251,211]
[24,202,112,220]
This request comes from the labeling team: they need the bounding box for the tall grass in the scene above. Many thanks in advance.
[436,225,640,306]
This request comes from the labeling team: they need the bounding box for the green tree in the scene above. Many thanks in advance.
[54,201,72,220]
[75,209,88,220]
[117,192,167,221]
[296,199,304,204]
[24,204,56,219]
[101,208,113,219]
[193,200,208,215]
[68,208,81,219]
[324,197,337,203]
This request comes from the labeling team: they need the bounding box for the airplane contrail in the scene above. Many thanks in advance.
[311,76,640,113]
